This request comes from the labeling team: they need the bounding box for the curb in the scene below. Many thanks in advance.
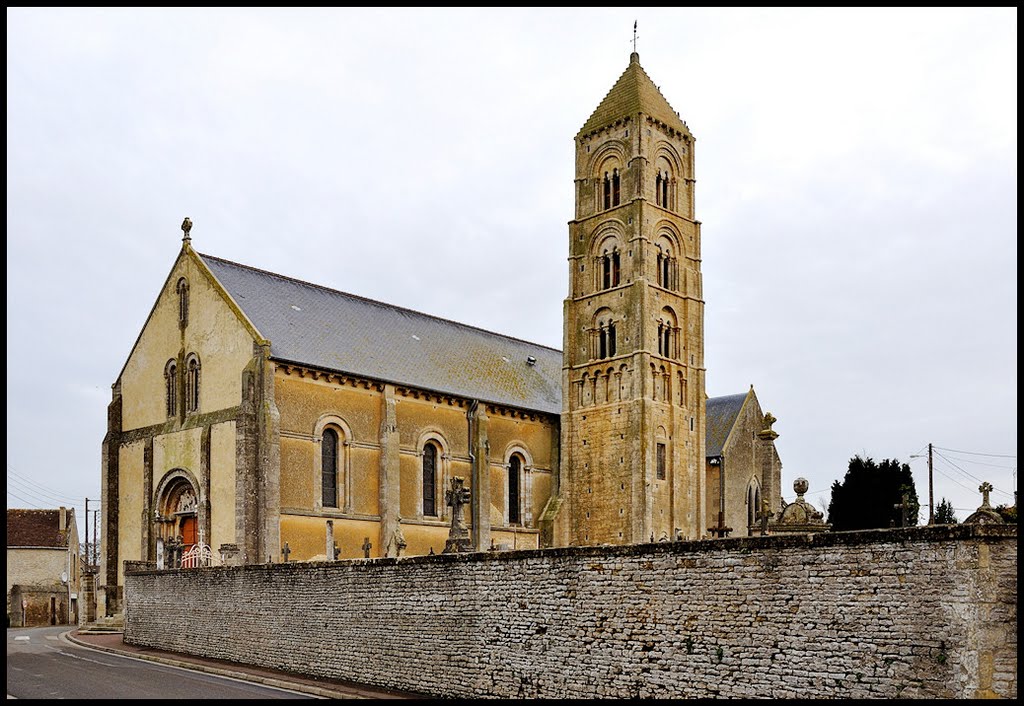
[61,631,374,699]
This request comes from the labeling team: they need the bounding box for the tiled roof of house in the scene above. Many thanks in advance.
[7,509,73,548]
[200,254,563,415]
[578,52,688,136]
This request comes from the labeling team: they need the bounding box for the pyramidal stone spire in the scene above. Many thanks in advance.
[578,52,688,137]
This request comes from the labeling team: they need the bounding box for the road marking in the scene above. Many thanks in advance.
[13,637,30,642]
[45,636,59,641]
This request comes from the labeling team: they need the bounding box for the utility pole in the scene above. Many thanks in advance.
[928,443,934,525]
[92,503,99,570]
[84,498,90,572]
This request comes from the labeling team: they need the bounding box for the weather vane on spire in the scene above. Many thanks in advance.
[633,20,638,53]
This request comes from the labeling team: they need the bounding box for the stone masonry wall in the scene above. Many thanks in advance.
[123,525,1016,699]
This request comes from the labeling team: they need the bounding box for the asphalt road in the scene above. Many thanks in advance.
[6,626,315,699]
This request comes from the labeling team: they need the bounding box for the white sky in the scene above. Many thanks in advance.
[6,7,1017,541]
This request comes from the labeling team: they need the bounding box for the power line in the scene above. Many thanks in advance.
[6,474,85,507]
[930,463,985,496]
[5,483,87,508]
[933,450,1014,497]
[7,465,92,503]
[932,446,1017,459]
[6,488,48,509]
[936,455,1018,470]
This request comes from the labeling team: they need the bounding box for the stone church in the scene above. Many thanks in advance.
[99,51,783,615]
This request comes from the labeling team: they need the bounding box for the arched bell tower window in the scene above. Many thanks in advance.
[422,442,439,517]
[655,239,678,291]
[657,307,678,359]
[593,309,617,360]
[176,277,189,327]
[655,170,670,208]
[601,249,621,290]
[184,353,201,414]
[322,428,339,508]
[164,359,177,417]
[603,169,622,210]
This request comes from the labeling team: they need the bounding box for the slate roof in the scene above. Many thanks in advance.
[578,52,689,137]
[201,254,563,415]
[7,509,73,548]
[705,392,749,458]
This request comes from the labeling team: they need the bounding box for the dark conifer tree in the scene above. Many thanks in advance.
[827,455,920,530]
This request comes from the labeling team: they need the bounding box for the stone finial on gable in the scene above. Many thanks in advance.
[181,217,193,242]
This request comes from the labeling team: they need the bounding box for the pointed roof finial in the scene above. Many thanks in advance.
[181,216,192,242]
[630,21,640,65]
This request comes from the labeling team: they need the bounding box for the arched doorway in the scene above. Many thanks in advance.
[154,470,200,568]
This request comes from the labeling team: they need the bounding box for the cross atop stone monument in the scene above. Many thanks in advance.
[281,542,290,562]
[443,476,473,554]
[362,537,372,559]
[181,216,192,242]
[979,482,994,509]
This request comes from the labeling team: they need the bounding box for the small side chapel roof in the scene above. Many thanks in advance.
[705,392,750,458]
[200,254,563,415]
[578,52,689,137]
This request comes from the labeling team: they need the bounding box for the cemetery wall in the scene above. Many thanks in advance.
[123,524,1017,699]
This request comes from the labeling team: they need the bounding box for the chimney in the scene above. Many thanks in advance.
[59,507,67,531]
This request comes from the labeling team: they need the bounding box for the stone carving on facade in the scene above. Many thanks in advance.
[443,476,473,554]
[962,482,1005,525]
[175,488,197,514]
[770,477,830,534]
[386,522,408,557]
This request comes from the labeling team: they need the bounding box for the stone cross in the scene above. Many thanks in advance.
[979,482,994,509]
[893,493,913,527]
[362,537,372,558]
[281,542,291,562]
[443,476,473,554]
[333,542,341,560]
[181,217,192,242]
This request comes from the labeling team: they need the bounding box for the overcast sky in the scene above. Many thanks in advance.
[7,7,1017,540]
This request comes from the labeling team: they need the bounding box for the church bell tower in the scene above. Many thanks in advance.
[560,51,707,545]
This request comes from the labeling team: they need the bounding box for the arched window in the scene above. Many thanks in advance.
[164,360,177,417]
[322,428,339,508]
[602,169,622,209]
[176,278,189,327]
[657,307,678,359]
[508,454,523,525]
[422,442,438,517]
[656,243,677,290]
[656,170,669,208]
[748,485,761,532]
[184,354,200,413]
[601,249,621,290]
[594,310,617,360]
